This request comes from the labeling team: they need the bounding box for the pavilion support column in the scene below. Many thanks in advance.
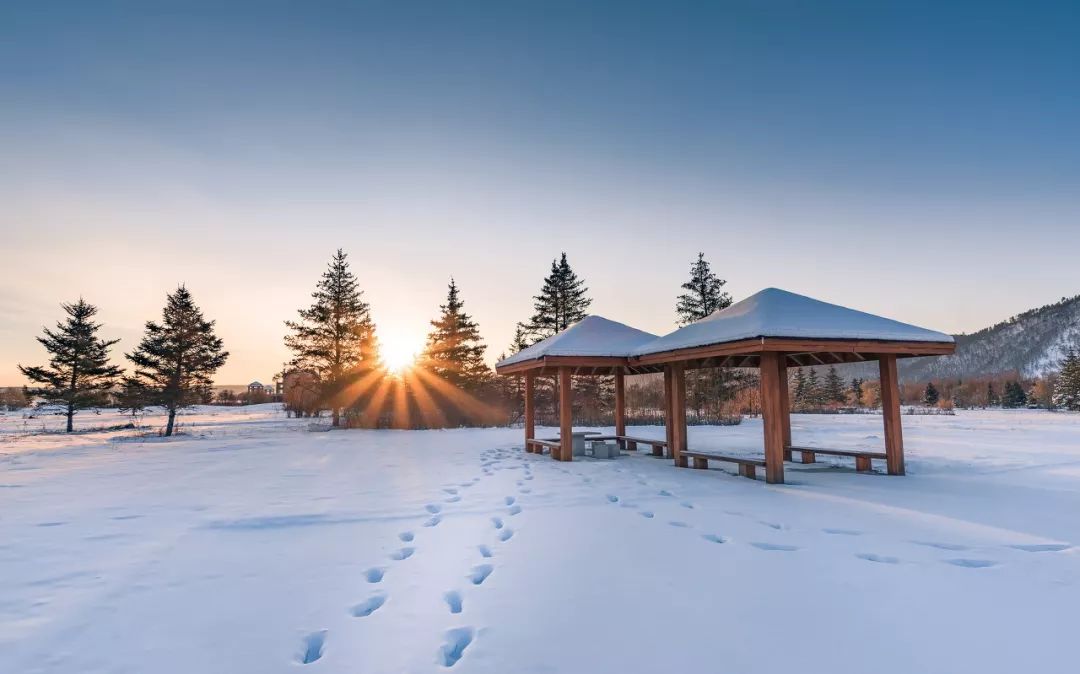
[559,366,573,462]
[524,372,535,453]
[759,352,786,484]
[672,363,688,467]
[663,366,674,458]
[879,354,905,476]
[614,370,626,449]
[777,356,792,460]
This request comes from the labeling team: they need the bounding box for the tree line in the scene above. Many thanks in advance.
[16,249,1080,434]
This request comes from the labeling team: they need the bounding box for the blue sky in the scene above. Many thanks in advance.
[2,0,1078,383]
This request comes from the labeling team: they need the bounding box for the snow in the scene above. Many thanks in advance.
[496,315,658,368]
[636,287,955,355]
[2,404,1078,673]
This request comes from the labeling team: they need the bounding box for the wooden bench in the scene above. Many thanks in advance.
[785,445,886,472]
[680,450,766,480]
[589,435,669,457]
[525,438,561,456]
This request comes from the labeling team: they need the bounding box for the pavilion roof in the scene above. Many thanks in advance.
[634,287,954,357]
[496,315,659,370]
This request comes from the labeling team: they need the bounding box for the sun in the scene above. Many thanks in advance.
[382,335,422,373]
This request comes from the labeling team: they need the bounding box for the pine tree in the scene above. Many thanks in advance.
[824,365,845,405]
[18,299,123,432]
[850,377,864,407]
[923,381,940,406]
[986,382,998,407]
[805,369,823,409]
[793,368,807,410]
[285,250,379,426]
[1002,381,1027,408]
[1052,347,1080,411]
[675,252,732,326]
[126,286,228,436]
[421,279,490,391]
[525,252,591,340]
[674,252,734,414]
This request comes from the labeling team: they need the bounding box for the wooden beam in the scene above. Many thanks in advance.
[663,366,674,455]
[672,363,687,467]
[559,367,573,462]
[614,370,626,440]
[776,356,792,450]
[524,372,535,452]
[879,354,905,475]
[759,352,786,484]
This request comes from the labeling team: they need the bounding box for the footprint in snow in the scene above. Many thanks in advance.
[508,505,522,516]
[478,544,493,558]
[491,517,503,530]
[680,502,695,509]
[658,490,673,497]
[425,504,442,514]
[912,540,969,551]
[758,521,787,531]
[423,515,442,527]
[468,564,493,585]
[702,534,727,544]
[504,496,516,506]
[946,558,998,568]
[439,627,474,667]
[351,593,387,617]
[298,630,327,664]
[445,495,462,503]
[365,567,385,583]
[399,531,414,542]
[751,542,799,552]
[390,547,415,561]
[1008,543,1071,553]
[668,521,689,528]
[444,590,463,614]
[498,528,514,542]
[639,511,654,519]
[856,553,899,564]
[443,488,458,495]
[519,487,532,494]
[823,528,862,536]
[606,494,619,503]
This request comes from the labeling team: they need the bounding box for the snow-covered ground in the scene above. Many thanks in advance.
[1,405,1077,673]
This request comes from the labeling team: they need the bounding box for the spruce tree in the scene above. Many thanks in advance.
[525,252,591,340]
[1052,348,1080,411]
[18,299,123,432]
[805,369,823,410]
[285,249,379,426]
[793,368,807,410]
[923,381,940,406]
[126,286,228,436]
[421,279,490,391]
[675,252,732,325]
[850,377,864,406]
[824,365,845,405]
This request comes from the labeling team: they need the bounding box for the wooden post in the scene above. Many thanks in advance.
[663,366,674,457]
[777,356,792,460]
[672,363,688,467]
[759,352,786,484]
[614,369,626,449]
[879,354,905,476]
[524,372,535,453]
[559,366,573,462]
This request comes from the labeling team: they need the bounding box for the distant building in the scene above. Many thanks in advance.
[247,381,273,396]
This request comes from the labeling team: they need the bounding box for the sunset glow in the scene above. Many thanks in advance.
[381,334,423,373]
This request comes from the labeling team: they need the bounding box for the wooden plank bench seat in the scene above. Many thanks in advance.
[525,438,561,455]
[680,450,766,479]
[587,435,669,456]
[785,445,886,472]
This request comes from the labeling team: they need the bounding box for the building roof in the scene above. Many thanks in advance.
[496,315,659,369]
[634,287,954,356]
[248,381,264,387]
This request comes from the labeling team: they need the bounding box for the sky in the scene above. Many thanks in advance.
[2,0,1078,385]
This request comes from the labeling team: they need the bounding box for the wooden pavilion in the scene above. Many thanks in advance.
[495,288,955,484]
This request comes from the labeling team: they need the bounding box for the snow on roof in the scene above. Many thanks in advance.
[635,288,955,356]
[497,315,659,368]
